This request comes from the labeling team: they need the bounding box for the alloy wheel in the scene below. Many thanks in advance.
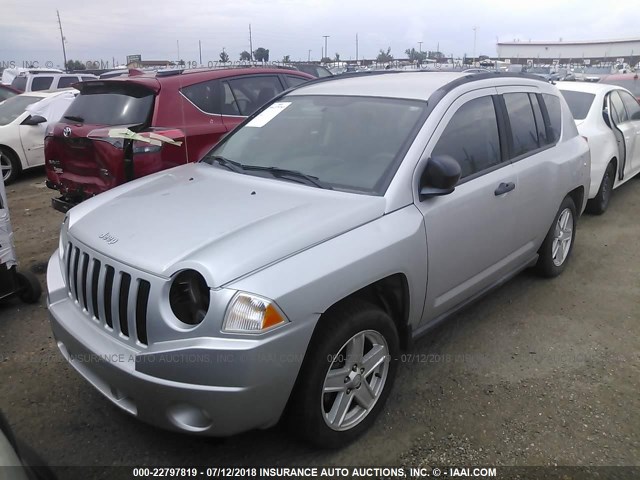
[551,208,573,267]
[0,153,11,183]
[321,329,389,431]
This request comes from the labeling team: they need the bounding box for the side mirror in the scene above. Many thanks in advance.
[21,115,47,126]
[419,155,461,200]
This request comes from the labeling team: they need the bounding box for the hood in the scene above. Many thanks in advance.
[67,163,386,287]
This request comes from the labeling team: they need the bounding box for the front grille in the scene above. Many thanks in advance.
[65,242,150,346]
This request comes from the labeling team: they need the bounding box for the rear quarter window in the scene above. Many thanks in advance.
[11,77,27,91]
[541,94,562,142]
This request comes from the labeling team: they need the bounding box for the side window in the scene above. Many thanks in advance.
[619,90,640,121]
[57,76,78,88]
[431,96,502,179]
[541,93,562,143]
[181,79,221,114]
[11,77,27,91]
[31,76,53,91]
[81,76,95,81]
[220,82,241,116]
[226,76,284,116]
[285,75,308,88]
[609,91,628,124]
[503,93,539,157]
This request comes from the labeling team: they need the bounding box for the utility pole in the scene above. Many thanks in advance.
[323,35,330,61]
[308,49,311,62]
[177,40,180,63]
[249,24,254,61]
[418,41,423,53]
[199,40,202,65]
[56,10,68,71]
[472,26,477,66]
[356,33,359,63]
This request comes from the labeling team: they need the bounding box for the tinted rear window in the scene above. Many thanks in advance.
[64,84,154,125]
[559,90,595,121]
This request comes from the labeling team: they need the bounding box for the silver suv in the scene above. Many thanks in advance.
[47,72,590,446]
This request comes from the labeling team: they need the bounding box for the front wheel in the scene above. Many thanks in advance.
[536,196,577,278]
[287,299,399,448]
[0,147,20,185]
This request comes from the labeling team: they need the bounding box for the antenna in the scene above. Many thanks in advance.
[57,10,68,71]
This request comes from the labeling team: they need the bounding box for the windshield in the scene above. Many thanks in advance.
[0,95,42,126]
[529,67,551,74]
[205,95,426,194]
[602,79,640,97]
[560,91,595,121]
[64,84,154,125]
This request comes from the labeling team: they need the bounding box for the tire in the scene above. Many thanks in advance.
[586,162,615,215]
[287,299,399,448]
[16,270,42,304]
[536,196,577,278]
[0,147,21,185]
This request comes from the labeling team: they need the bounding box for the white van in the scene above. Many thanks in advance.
[11,73,97,92]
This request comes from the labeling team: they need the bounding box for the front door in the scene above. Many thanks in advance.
[18,122,46,167]
[617,90,640,175]
[415,90,521,324]
[607,90,634,180]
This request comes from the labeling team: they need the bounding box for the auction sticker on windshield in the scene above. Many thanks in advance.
[246,102,291,128]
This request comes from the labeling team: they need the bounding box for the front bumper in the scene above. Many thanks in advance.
[46,252,316,436]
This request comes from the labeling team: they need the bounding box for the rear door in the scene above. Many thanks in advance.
[179,78,231,161]
[496,88,565,256]
[416,89,521,323]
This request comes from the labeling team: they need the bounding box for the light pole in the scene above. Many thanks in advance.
[323,35,330,61]
[472,26,477,66]
[308,49,311,62]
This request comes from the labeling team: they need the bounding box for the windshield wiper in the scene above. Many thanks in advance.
[205,155,247,173]
[63,115,84,122]
[243,166,332,189]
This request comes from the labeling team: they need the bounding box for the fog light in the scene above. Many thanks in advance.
[222,293,287,333]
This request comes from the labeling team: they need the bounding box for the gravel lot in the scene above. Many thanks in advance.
[0,168,639,478]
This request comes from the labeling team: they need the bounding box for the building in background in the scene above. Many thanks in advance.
[497,37,640,66]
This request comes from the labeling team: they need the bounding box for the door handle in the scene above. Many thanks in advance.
[495,182,515,196]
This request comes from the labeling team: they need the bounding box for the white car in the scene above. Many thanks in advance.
[557,82,640,214]
[0,90,77,184]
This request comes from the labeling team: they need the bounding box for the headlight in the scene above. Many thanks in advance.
[169,270,210,326]
[59,215,69,260]
[222,293,288,333]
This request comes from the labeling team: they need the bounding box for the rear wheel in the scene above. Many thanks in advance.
[536,196,577,278]
[586,162,615,215]
[0,147,20,185]
[287,299,399,448]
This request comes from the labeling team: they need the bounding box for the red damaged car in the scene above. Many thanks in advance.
[44,67,313,212]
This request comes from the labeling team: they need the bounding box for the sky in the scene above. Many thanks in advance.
[1,0,638,68]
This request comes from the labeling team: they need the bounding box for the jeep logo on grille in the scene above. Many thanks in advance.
[63,126,72,137]
[99,232,119,245]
